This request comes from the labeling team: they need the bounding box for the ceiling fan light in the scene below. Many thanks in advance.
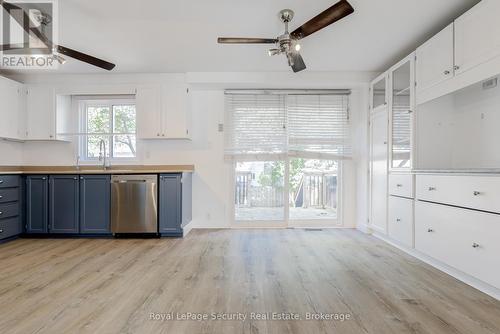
[268,48,281,56]
[295,43,301,52]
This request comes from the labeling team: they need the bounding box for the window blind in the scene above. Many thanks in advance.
[224,91,351,160]
[287,94,351,159]
[224,94,287,158]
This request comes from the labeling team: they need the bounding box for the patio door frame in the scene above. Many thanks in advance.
[229,157,343,228]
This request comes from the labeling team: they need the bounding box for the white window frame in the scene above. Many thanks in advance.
[77,96,138,163]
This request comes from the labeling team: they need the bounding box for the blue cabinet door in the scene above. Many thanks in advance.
[26,175,48,233]
[80,175,111,234]
[159,174,182,236]
[49,175,79,234]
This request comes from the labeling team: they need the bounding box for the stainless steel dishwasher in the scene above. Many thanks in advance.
[111,175,158,233]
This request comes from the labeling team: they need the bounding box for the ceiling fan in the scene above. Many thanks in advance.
[218,0,354,73]
[0,0,115,70]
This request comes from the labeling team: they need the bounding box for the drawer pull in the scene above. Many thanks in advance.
[396,184,403,188]
[0,180,3,184]
[427,228,434,233]
[0,229,3,233]
[0,195,2,199]
[473,191,481,196]
[428,187,436,191]
[0,211,3,215]
[472,243,480,249]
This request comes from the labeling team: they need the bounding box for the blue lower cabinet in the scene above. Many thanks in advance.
[159,173,192,237]
[49,175,79,234]
[0,175,22,240]
[26,175,49,234]
[80,175,111,234]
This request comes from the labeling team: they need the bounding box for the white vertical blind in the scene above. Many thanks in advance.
[224,91,351,160]
[287,94,351,159]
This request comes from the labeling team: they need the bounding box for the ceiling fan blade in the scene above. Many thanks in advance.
[291,0,354,40]
[56,45,116,71]
[218,37,278,44]
[290,52,306,73]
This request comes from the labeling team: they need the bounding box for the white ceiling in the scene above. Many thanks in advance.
[3,0,481,73]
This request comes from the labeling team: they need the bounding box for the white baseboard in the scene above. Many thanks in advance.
[356,223,371,234]
[372,231,500,301]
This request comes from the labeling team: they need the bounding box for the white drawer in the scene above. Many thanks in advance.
[415,201,500,289]
[388,196,413,248]
[416,174,500,213]
[389,174,414,198]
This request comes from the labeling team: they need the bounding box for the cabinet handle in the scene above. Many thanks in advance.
[473,191,481,196]
[396,184,403,188]
[74,177,78,180]
[472,243,480,248]
[0,211,3,215]
[0,195,3,199]
[0,229,3,233]
[454,65,460,71]
[0,180,3,184]
[444,70,450,75]
[427,228,434,233]
[428,187,436,191]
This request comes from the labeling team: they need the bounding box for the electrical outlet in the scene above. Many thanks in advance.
[482,78,498,90]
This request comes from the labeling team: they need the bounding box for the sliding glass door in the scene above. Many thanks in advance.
[233,158,341,227]
[225,90,350,227]
[288,159,339,224]
[235,161,285,222]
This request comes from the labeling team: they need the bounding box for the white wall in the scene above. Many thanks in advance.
[0,141,24,165]
[417,77,500,170]
[9,71,374,229]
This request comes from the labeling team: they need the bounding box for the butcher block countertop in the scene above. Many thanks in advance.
[0,165,195,175]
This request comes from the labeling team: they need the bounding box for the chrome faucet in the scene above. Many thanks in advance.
[98,139,108,170]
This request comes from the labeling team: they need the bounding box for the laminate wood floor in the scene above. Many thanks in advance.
[0,229,499,334]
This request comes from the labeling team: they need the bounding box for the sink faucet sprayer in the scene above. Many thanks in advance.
[99,139,108,170]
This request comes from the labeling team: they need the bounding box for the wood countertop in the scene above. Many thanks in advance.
[0,165,195,175]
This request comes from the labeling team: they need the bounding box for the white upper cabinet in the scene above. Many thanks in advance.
[370,73,388,111]
[25,86,57,140]
[162,84,191,139]
[136,83,191,140]
[454,0,500,75]
[0,76,25,140]
[416,23,454,93]
[136,85,162,139]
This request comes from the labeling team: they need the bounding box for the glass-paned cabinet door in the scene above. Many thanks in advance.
[390,55,414,169]
[371,74,387,110]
